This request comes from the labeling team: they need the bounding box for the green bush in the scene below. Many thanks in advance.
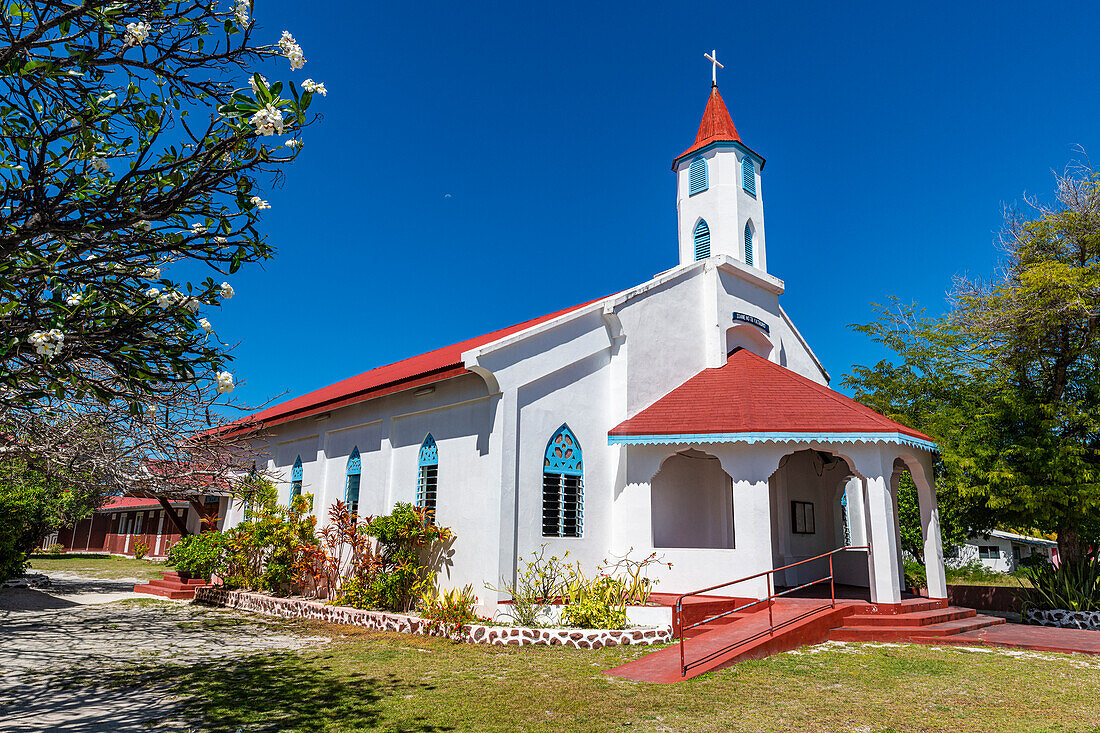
[903,559,927,590]
[419,584,481,636]
[561,573,628,629]
[361,502,451,612]
[945,560,1005,585]
[167,532,228,578]
[133,539,149,561]
[220,481,318,594]
[486,546,572,627]
[1023,557,1100,612]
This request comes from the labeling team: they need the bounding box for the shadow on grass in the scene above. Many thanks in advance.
[51,652,454,732]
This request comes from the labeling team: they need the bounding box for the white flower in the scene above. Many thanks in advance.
[145,403,157,414]
[235,0,249,26]
[136,220,152,231]
[28,329,65,359]
[285,138,301,149]
[190,222,208,234]
[214,236,228,244]
[279,31,306,70]
[249,195,270,210]
[181,296,201,314]
[89,157,110,173]
[142,266,161,279]
[156,292,173,309]
[249,74,268,95]
[301,79,327,97]
[65,292,83,307]
[199,318,213,333]
[249,104,284,136]
[220,282,234,299]
[124,21,151,46]
[96,91,117,104]
[216,370,235,394]
[144,287,160,298]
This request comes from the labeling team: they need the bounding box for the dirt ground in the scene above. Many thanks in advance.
[0,571,326,732]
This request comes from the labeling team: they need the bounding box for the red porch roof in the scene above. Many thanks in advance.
[609,349,933,445]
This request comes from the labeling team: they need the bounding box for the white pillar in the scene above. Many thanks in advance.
[861,466,903,606]
[911,456,948,599]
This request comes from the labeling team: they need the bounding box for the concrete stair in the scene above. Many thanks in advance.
[828,605,1006,643]
[133,571,208,600]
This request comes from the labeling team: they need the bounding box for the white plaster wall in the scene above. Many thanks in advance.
[651,452,735,549]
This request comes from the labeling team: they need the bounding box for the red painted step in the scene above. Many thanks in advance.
[133,571,208,600]
[829,614,1005,642]
[841,606,977,627]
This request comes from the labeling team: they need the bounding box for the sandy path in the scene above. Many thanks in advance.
[0,572,326,731]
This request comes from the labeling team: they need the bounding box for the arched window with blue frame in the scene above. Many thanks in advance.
[542,424,583,538]
[693,219,711,261]
[840,491,852,546]
[417,434,438,522]
[345,447,361,519]
[742,156,756,196]
[744,222,754,267]
[290,456,303,503]
[688,156,708,195]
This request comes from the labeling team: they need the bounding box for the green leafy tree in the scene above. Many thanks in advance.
[845,164,1100,561]
[0,1,326,502]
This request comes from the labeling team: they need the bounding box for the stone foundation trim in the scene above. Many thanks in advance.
[1025,607,1100,631]
[195,587,672,649]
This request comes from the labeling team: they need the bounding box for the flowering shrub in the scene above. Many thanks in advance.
[132,539,149,561]
[362,503,453,612]
[419,584,481,637]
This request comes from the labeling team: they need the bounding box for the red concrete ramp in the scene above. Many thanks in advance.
[606,598,852,683]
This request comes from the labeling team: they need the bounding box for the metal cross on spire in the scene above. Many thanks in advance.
[704,49,724,87]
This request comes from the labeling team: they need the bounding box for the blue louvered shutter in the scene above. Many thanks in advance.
[742,157,756,195]
[693,220,711,261]
[417,435,438,522]
[345,447,361,519]
[542,424,583,538]
[688,157,708,195]
[744,223,754,266]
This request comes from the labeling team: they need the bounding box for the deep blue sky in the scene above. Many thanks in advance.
[220,0,1100,407]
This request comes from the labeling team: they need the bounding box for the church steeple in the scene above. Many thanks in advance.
[672,57,767,274]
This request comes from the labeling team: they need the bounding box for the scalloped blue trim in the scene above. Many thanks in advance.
[607,431,937,452]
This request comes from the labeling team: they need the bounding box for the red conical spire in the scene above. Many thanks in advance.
[673,85,761,169]
[693,85,740,147]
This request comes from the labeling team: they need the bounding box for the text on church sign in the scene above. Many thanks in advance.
[732,312,769,333]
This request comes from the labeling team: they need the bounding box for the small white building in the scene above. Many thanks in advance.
[224,77,950,610]
[949,530,1058,573]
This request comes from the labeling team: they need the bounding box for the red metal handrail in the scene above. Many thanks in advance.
[675,545,870,677]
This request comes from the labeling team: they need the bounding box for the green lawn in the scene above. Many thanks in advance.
[91,622,1100,732]
[28,555,167,581]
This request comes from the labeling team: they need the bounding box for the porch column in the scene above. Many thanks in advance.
[861,463,903,606]
[911,455,948,599]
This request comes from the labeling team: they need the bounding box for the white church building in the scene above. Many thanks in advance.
[226,76,950,610]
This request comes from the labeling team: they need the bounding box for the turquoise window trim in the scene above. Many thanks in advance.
[607,431,938,452]
[345,447,361,513]
[693,219,711,261]
[290,456,303,501]
[543,424,584,538]
[687,157,708,196]
[744,223,754,267]
[418,434,438,467]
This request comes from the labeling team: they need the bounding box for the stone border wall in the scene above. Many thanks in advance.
[195,587,672,649]
[1025,608,1100,631]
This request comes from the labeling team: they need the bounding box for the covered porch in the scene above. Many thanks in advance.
[607,348,948,607]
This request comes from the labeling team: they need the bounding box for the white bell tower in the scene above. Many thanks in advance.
[673,52,767,273]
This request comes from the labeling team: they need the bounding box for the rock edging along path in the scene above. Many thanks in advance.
[194,587,672,649]
[1025,608,1100,631]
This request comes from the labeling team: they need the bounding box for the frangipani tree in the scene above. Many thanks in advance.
[0,0,325,503]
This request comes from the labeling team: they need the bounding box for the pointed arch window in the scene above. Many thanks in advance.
[542,424,583,538]
[417,434,438,522]
[688,157,708,195]
[693,220,711,261]
[742,157,756,196]
[290,456,303,502]
[744,223,754,267]
[840,491,852,546]
[345,447,361,519]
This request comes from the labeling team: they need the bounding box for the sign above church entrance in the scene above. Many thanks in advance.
[732,312,769,333]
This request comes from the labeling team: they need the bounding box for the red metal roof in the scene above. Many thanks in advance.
[100,496,187,511]
[225,297,606,433]
[609,349,933,442]
[674,85,757,165]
